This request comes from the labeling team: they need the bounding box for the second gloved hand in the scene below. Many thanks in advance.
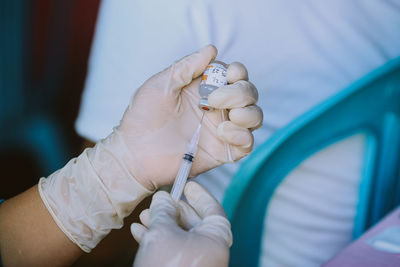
[131,182,232,267]
[117,45,263,190]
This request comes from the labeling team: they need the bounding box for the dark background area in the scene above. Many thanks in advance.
[0,2,147,265]
[0,0,100,198]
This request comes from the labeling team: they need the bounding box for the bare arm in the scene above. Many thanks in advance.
[0,138,95,266]
[0,186,82,266]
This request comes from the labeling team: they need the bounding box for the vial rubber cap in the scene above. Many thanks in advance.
[198,98,214,112]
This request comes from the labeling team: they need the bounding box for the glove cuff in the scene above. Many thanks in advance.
[39,133,153,252]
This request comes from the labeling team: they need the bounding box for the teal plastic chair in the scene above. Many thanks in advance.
[223,57,400,267]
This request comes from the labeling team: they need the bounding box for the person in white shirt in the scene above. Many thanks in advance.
[76,1,400,265]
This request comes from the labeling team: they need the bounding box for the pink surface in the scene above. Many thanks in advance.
[324,207,400,267]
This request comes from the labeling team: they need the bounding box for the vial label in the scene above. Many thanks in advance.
[200,62,227,88]
[198,61,228,111]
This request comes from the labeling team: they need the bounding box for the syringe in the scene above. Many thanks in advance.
[170,115,203,201]
[170,60,230,201]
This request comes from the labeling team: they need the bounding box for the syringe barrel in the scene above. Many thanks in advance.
[170,156,193,201]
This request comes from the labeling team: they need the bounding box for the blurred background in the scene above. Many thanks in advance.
[0,2,155,266]
[0,0,100,198]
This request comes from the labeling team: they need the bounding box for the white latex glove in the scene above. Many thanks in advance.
[131,182,232,267]
[120,44,262,190]
[39,45,262,252]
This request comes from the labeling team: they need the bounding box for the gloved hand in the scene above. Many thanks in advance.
[39,45,262,252]
[131,182,232,267]
[118,44,262,190]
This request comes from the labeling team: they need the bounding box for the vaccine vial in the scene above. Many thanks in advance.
[198,61,228,111]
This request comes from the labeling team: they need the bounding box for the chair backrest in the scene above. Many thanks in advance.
[223,57,400,267]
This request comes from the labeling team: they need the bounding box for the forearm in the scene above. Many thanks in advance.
[0,186,82,267]
[0,136,152,265]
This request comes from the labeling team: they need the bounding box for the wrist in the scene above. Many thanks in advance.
[92,128,157,191]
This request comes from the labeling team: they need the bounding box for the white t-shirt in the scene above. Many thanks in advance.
[75,1,400,266]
